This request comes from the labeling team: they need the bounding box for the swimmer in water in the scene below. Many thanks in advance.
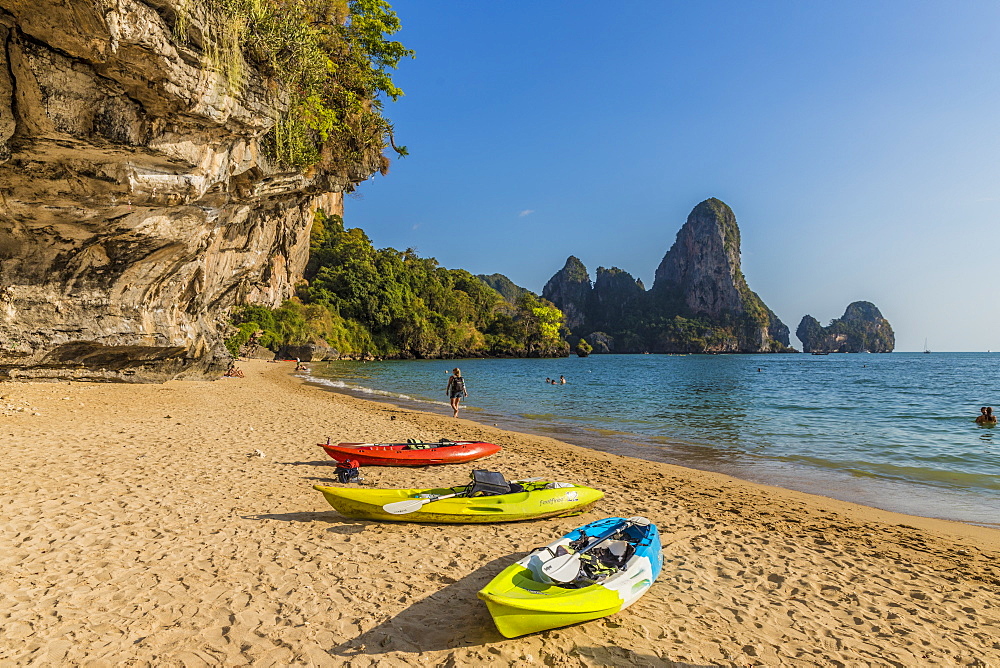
[975,406,997,424]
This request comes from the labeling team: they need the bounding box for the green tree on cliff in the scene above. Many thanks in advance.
[230,212,570,359]
[185,0,413,170]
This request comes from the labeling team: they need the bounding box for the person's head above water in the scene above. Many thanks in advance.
[982,407,989,415]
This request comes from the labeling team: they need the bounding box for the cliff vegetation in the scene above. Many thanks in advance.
[177,0,413,171]
[225,213,570,360]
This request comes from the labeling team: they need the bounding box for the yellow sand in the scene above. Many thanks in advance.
[1,359,998,667]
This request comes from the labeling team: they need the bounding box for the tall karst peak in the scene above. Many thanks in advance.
[652,198,745,317]
[542,256,592,330]
[541,198,791,353]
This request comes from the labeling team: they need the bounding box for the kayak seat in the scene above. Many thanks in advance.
[405,443,434,450]
[592,540,634,570]
[466,470,511,497]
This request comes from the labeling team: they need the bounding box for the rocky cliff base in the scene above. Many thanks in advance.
[0,0,377,381]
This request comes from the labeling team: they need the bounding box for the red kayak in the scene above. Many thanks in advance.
[318,438,501,466]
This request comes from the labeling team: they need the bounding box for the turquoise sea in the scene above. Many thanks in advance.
[308,353,1000,527]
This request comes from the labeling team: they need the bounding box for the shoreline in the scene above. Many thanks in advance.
[2,359,998,666]
[304,364,1000,530]
[304,369,999,544]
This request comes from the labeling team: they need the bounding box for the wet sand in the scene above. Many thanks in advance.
[1,359,998,666]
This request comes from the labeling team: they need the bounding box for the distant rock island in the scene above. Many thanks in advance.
[542,198,793,354]
[796,302,895,353]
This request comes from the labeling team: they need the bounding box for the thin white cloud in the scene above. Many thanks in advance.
[412,224,420,230]
[518,209,535,217]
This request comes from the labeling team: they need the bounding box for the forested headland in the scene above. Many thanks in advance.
[225,213,570,360]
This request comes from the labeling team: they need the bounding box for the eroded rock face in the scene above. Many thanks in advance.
[0,1,377,381]
[540,199,791,353]
[652,198,745,317]
[541,256,591,330]
[650,199,790,351]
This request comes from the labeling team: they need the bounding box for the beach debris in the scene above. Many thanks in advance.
[247,449,266,458]
[2,399,37,416]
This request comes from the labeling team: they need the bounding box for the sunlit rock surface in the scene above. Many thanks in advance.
[0,0,377,381]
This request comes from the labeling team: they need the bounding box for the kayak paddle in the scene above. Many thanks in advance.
[541,516,650,583]
[381,478,544,515]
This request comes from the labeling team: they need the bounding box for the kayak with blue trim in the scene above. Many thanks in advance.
[478,516,663,637]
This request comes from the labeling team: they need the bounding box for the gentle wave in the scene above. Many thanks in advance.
[307,375,451,407]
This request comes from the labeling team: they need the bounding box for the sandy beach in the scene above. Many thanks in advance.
[1,359,998,667]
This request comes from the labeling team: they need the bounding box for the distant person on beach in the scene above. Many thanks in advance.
[976,407,997,424]
[446,368,468,418]
[224,361,244,378]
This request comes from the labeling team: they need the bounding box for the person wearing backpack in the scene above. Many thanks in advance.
[446,368,468,418]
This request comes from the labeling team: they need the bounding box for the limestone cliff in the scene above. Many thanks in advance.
[0,0,382,381]
[796,302,895,353]
[650,198,789,352]
[541,198,791,353]
[541,256,590,330]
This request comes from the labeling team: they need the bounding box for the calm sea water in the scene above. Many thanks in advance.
[308,353,1000,527]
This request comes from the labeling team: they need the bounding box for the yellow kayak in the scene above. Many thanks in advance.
[478,516,663,637]
[313,478,603,523]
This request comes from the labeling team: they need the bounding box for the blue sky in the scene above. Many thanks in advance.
[346,1,1000,352]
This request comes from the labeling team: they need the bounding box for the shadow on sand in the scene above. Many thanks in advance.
[573,647,720,668]
[241,511,344,523]
[279,459,337,467]
[242,513,396,536]
[329,551,528,656]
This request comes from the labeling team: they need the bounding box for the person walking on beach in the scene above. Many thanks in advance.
[446,368,468,418]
